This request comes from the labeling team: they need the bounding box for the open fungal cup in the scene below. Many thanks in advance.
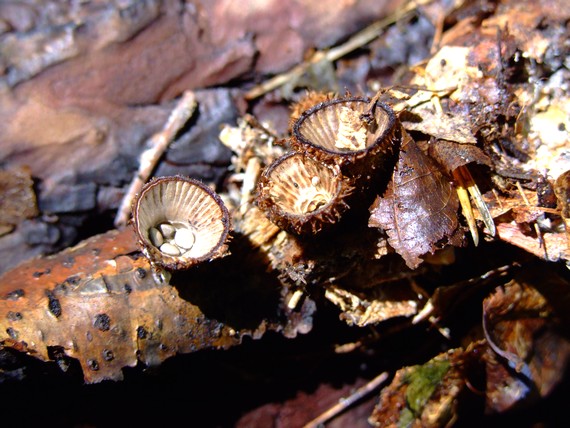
[291,96,399,177]
[256,152,353,235]
[133,176,231,270]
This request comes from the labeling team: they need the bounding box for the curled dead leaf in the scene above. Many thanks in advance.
[482,267,570,412]
[369,129,464,269]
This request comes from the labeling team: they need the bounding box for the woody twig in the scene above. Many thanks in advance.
[114,91,197,228]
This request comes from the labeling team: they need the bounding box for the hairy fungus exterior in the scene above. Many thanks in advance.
[256,152,353,235]
[289,91,336,128]
[291,95,400,178]
[133,176,231,269]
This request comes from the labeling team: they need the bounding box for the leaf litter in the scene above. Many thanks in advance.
[0,0,569,426]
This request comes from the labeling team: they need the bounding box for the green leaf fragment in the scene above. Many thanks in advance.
[403,360,451,416]
[398,407,416,428]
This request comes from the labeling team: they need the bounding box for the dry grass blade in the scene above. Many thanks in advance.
[245,0,430,100]
[458,165,496,237]
[453,168,479,246]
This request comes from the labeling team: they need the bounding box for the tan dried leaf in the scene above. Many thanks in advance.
[402,108,477,145]
[324,285,418,327]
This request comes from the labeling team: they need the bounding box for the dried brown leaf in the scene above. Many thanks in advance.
[479,186,545,223]
[369,130,464,269]
[496,222,569,262]
[428,140,492,175]
[324,284,418,327]
[402,109,477,145]
[483,269,570,412]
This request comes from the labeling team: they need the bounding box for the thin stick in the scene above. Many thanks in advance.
[303,371,389,428]
[114,91,197,228]
[245,0,429,100]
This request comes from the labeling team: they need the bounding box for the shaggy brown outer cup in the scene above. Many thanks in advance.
[256,152,353,235]
[132,176,231,270]
[291,96,400,179]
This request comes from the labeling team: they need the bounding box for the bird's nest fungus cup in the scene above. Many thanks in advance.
[133,176,231,270]
[256,152,353,235]
[291,95,399,179]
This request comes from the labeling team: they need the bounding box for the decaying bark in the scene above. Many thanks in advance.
[1,0,569,426]
[0,227,314,383]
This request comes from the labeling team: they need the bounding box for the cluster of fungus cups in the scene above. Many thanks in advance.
[132,176,231,270]
[256,95,400,235]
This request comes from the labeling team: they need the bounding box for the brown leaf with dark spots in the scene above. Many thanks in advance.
[0,228,313,383]
[369,129,464,269]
